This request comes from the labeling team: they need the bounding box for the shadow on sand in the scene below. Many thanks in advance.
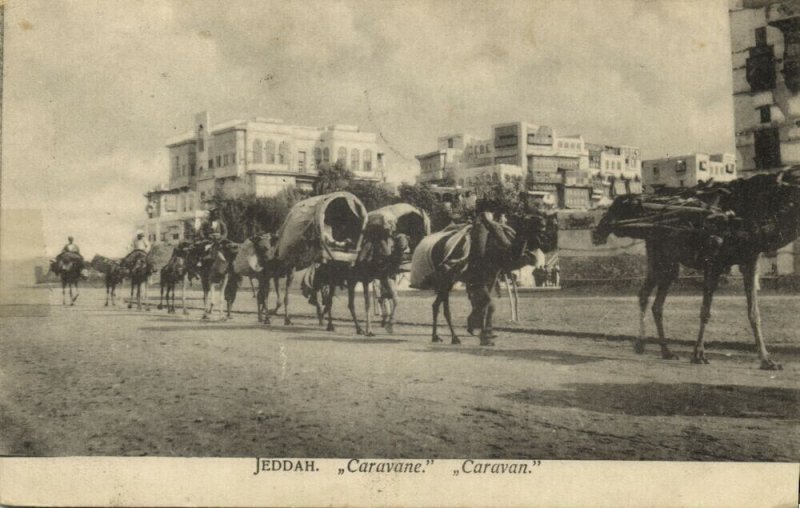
[504,382,800,419]
[423,346,613,366]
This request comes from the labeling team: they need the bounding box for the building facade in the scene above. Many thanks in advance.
[641,153,738,193]
[139,112,385,245]
[730,0,800,175]
[416,121,642,209]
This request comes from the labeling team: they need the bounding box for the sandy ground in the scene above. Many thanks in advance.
[0,285,798,460]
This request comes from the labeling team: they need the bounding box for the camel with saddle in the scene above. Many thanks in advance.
[410,205,559,345]
[302,203,430,336]
[90,255,126,306]
[593,166,800,370]
[50,251,86,305]
[259,191,368,329]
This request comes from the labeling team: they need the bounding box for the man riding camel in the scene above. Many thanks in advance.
[191,206,229,267]
[121,231,151,271]
[59,236,87,274]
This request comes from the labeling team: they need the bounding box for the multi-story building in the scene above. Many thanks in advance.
[731,0,800,276]
[730,0,800,175]
[139,112,385,244]
[641,153,738,193]
[416,121,642,209]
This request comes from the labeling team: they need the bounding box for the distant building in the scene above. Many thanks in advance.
[139,112,385,245]
[415,121,642,209]
[641,153,738,193]
[730,0,800,175]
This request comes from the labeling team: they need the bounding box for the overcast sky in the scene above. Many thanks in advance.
[1,0,735,259]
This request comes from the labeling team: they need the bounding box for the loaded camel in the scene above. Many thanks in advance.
[410,208,559,345]
[50,252,85,305]
[121,249,156,311]
[592,166,800,370]
[90,255,126,306]
[157,242,191,314]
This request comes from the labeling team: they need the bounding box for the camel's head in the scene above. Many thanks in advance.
[592,195,640,245]
[511,210,558,254]
[393,232,411,258]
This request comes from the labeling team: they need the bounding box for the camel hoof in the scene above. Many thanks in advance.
[451,336,461,345]
[662,351,680,361]
[128,304,132,309]
[202,314,209,321]
[70,302,75,307]
[760,359,783,371]
[157,304,163,310]
[690,356,710,365]
[284,318,293,326]
[327,324,335,332]
[365,331,375,337]
[356,328,364,335]
[633,340,646,354]
[385,323,394,335]
[480,339,495,347]
[104,302,109,307]
[432,335,443,343]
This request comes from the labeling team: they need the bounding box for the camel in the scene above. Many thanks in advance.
[411,210,559,345]
[592,166,800,370]
[158,242,191,314]
[90,255,126,306]
[121,250,156,311]
[253,233,291,325]
[305,232,411,336]
[50,252,85,305]
[184,239,241,321]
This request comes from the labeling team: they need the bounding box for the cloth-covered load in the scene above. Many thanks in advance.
[89,255,121,274]
[367,203,431,271]
[232,238,262,278]
[409,224,471,290]
[275,191,368,268]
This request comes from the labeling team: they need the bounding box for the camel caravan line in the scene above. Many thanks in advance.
[58,166,800,370]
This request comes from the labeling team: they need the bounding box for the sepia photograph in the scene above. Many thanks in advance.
[0,0,798,506]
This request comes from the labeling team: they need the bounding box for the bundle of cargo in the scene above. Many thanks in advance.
[365,203,431,271]
[593,168,800,255]
[275,191,368,268]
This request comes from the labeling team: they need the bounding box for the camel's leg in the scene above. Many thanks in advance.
[691,266,721,365]
[272,277,282,315]
[283,271,293,326]
[62,280,67,306]
[504,274,516,322]
[159,280,165,310]
[652,273,678,360]
[362,280,373,336]
[313,287,324,326]
[442,289,460,345]
[325,283,336,332]
[347,279,363,335]
[511,276,519,322]
[182,275,188,315]
[257,276,267,324]
[431,290,444,343]
[635,270,659,354]
[481,286,496,345]
[144,277,150,311]
[741,259,781,370]
[220,274,229,321]
[250,277,257,298]
[73,282,79,303]
[128,280,134,309]
[384,277,398,335]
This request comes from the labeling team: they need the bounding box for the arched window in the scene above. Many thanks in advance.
[363,150,372,171]
[265,140,275,164]
[337,147,347,166]
[314,148,322,165]
[253,140,263,163]
[351,149,360,171]
[278,142,289,164]
[323,147,330,163]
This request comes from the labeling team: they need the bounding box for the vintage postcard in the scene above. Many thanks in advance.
[0,0,798,506]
